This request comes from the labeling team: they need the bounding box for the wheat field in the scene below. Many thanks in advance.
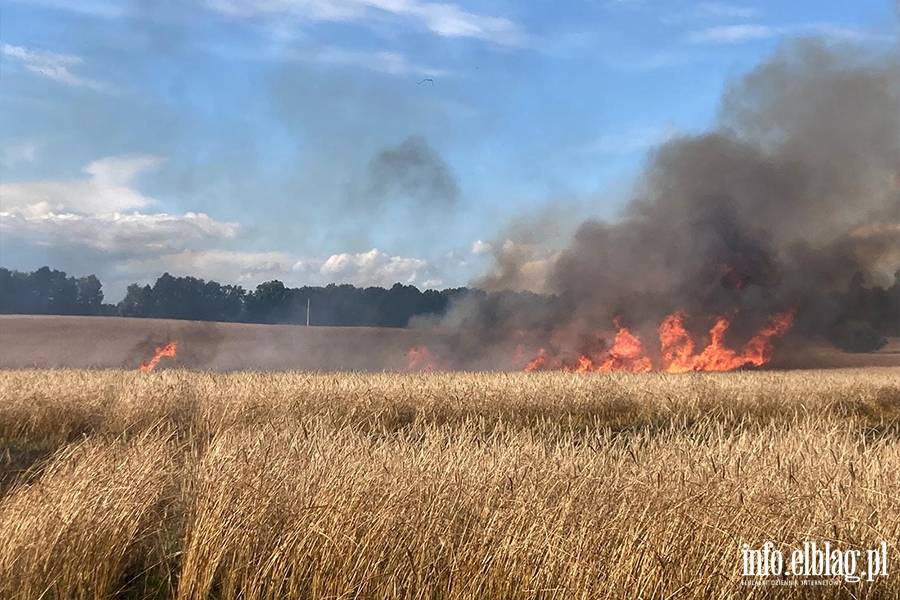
[0,368,898,599]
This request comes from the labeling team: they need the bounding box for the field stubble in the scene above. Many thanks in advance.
[0,368,899,599]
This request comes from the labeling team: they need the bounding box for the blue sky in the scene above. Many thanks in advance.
[0,0,897,300]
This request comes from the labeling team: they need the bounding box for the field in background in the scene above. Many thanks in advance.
[0,315,431,371]
[1,368,899,599]
[1,315,898,371]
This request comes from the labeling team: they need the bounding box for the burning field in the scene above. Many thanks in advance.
[403,38,900,375]
[2,39,898,375]
[0,313,896,373]
[520,310,796,373]
[0,33,898,600]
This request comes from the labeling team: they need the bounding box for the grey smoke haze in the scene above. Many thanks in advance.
[469,38,900,342]
[364,136,459,210]
[266,61,471,254]
[1,6,470,290]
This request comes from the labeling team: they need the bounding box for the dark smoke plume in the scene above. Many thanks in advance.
[364,135,459,210]
[460,38,900,353]
[325,134,463,254]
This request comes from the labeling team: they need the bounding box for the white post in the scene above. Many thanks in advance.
[306,297,310,326]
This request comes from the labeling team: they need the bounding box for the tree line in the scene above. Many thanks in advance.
[0,267,479,327]
[116,273,475,327]
[0,267,897,342]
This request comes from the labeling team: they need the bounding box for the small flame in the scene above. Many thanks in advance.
[524,348,548,371]
[139,341,178,372]
[406,345,438,372]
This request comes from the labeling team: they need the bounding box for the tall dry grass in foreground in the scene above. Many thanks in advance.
[0,368,898,599]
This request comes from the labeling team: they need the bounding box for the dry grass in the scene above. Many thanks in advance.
[1,368,899,599]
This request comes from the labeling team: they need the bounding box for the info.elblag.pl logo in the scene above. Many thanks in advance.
[741,541,889,585]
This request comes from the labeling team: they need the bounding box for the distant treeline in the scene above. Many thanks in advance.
[0,267,897,337]
[0,266,548,328]
[117,275,474,327]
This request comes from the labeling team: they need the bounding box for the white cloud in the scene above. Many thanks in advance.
[687,24,774,44]
[0,154,238,253]
[121,249,309,284]
[0,211,239,252]
[321,248,429,286]
[121,247,432,288]
[471,239,492,255]
[1,155,165,215]
[204,0,524,46]
[411,2,520,44]
[9,0,526,46]
[0,43,108,90]
[0,153,447,292]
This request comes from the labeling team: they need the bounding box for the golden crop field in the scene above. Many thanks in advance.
[1,368,899,599]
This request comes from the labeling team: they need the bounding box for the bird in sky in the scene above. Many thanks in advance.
[417,78,434,86]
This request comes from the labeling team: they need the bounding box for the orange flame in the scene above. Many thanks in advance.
[660,310,794,372]
[525,348,549,371]
[139,341,178,372]
[524,309,794,373]
[525,320,653,373]
[659,312,696,372]
[406,345,438,372]
[599,325,654,372]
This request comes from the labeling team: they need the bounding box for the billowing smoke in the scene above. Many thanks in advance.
[557,40,897,328]
[441,38,900,366]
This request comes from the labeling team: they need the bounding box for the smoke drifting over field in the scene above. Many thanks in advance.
[444,38,900,367]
